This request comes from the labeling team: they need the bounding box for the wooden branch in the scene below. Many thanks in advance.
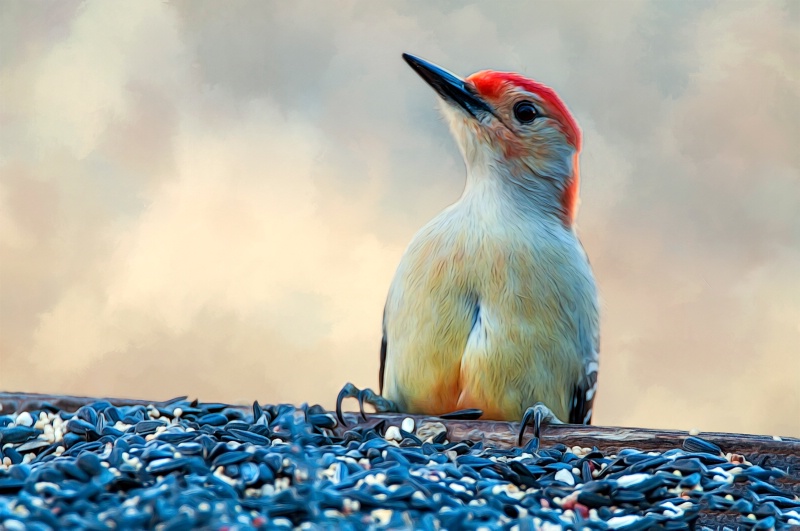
[338,412,800,455]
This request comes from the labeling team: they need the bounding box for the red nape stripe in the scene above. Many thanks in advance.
[561,154,581,226]
[467,70,582,150]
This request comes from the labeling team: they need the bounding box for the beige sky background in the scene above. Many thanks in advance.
[1,1,798,437]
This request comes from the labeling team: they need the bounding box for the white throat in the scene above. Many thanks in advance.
[460,149,568,227]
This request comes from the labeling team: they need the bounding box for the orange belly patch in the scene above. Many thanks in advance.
[456,388,508,420]
[405,375,460,416]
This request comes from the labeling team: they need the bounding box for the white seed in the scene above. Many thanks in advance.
[384,426,402,442]
[554,469,575,486]
[2,519,26,531]
[34,482,60,494]
[401,417,415,433]
[616,473,651,488]
[15,412,33,427]
[371,509,393,525]
[449,482,467,493]
[688,428,700,436]
[607,515,641,529]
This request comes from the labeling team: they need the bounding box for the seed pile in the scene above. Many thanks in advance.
[0,399,797,530]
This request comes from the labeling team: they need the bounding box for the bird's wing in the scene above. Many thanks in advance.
[569,349,599,425]
[378,332,388,395]
[378,308,388,394]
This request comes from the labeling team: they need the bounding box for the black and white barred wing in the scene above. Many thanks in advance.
[569,349,599,425]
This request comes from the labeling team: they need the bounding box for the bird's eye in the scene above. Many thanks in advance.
[513,101,538,124]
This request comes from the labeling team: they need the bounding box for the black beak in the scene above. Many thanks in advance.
[402,53,492,119]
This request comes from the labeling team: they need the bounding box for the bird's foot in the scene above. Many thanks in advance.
[518,402,565,446]
[335,382,399,427]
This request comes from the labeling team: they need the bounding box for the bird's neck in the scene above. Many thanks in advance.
[461,156,579,229]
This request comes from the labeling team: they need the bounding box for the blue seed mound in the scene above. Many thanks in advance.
[0,400,797,530]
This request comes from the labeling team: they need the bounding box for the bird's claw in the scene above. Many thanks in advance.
[335,382,399,427]
[518,402,564,446]
[335,383,359,426]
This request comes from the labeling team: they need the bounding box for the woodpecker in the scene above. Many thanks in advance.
[337,54,599,443]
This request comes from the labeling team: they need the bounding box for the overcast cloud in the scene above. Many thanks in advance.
[1,0,798,436]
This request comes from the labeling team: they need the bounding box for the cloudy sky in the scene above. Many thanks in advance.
[1,1,798,437]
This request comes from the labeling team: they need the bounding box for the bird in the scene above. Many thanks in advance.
[337,53,600,444]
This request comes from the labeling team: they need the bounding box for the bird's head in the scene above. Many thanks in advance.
[403,53,582,226]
